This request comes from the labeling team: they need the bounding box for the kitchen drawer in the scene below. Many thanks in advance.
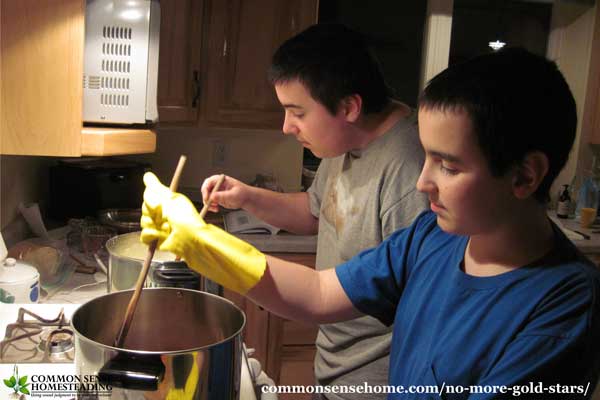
[282,320,318,346]
[278,345,317,400]
[273,251,318,347]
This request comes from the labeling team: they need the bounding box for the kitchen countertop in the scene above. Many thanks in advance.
[43,267,107,304]
[552,214,600,254]
[208,212,317,253]
[38,220,317,305]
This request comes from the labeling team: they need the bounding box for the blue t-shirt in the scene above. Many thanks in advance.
[336,211,600,399]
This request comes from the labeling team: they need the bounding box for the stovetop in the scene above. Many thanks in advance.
[0,304,80,364]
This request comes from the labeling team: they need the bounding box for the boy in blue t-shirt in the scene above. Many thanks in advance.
[140,48,600,398]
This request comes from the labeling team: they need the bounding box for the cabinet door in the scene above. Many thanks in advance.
[1,0,84,156]
[157,0,204,123]
[202,0,317,129]
[585,4,600,144]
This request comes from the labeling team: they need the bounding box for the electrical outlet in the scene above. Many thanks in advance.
[212,140,227,166]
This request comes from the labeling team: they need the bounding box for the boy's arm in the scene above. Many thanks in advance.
[144,172,358,322]
[244,189,318,235]
[202,174,318,235]
[247,255,362,324]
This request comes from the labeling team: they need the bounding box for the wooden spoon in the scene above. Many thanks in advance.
[114,155,187,348]
[199,174,226,219]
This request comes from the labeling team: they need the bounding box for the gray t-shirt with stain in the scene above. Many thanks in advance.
[307,110,428,399]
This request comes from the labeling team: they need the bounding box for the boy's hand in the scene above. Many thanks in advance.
[200,175,251,212]
[141,172,266,294]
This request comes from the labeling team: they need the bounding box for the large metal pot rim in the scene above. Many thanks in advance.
[70,287,246,355]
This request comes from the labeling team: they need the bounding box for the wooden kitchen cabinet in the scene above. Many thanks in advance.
[157,0,318,129]
[0,0,156,157]
[585,4,600,144]
[224,252,318,388]
[156,0,204,123]
[201,0,318,129]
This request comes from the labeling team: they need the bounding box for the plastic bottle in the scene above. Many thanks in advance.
[557,184,571,219]
[568,175,579,218]
[576,176,600,217]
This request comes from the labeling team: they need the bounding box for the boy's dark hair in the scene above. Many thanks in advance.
[268,23,392,115]
[419,47,576,203]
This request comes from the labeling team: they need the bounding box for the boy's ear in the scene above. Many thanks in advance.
[512,151,549,199]
[339,94,362,122]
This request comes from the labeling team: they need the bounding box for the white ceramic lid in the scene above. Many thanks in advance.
[0,232,7,261]
[0,258,39,284]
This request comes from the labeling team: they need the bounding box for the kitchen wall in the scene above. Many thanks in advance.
[319,0,427,107]
[549,2,597,198]
[126,126,303,202]
[0,156,54,245]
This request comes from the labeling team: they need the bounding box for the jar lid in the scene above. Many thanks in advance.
[0,258,40,283]
[0,232,7,261]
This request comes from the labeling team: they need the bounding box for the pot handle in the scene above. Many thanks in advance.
[153,269,200,282]
[98,354,165,391]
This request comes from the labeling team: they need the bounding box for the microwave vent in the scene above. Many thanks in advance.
[103,25,132,40]
[101,59,131,73]
[102,42,132,56]
[101,93,130,107]
[84,75,102,90]
[101,77,130,90]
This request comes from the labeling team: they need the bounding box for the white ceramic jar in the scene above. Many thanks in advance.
[0,258,40,303]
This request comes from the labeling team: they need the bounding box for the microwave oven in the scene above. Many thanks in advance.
[83,0,160,125]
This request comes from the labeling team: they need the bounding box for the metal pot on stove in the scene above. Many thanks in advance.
[105,231,205,292]
[71,288,245,399]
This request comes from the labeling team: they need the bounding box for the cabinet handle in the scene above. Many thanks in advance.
[192,70,201,108]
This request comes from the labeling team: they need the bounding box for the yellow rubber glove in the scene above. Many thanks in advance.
[140,172,266,294]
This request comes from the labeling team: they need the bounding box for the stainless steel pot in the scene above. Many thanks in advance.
[105,231,177,292]
[106,231,223,295]
[71,288,245,399]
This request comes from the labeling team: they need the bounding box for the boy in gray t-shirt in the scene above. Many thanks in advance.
[201,24,427,399]
[308,110,426,396]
